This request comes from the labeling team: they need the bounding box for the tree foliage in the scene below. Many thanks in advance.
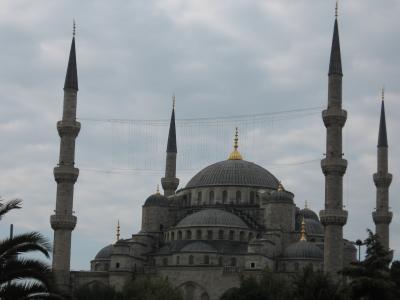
[73,284,123,300]
[122,276,183,300]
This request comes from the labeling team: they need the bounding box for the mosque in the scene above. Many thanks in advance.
[49,9,393,300]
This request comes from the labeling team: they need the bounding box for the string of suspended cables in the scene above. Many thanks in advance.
[78,106,323,175]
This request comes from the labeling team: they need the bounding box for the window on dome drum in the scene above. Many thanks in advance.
[294,263,299,271]
[209,191,214,204]
[197,191,202,205]
[189,255,194,265]
[176,256,180,264]
[250,262,255,269]
[207,230,213,240]
[163,258,168,266]
[178,231,182,240]
[204,255,210,264]
[239,231,245,241]
[218,230,224,240]
[222,191,228,204]
[250,191,255,204]
[231,257,237,266]
[196,229,202,239]
[229,230,234,240]
[186,230,192,240]
[115,262,120,269]
[236,191,241,203]
[171,232,175,240]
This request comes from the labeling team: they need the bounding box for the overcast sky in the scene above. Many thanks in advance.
[1,0,399,270]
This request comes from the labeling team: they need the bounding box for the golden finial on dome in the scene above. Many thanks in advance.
[228,127,243,160]
[116,220,120,241]
[300,217,307,241]
[172,93,176,109]
[305,200,308,209]
[156,184,160,194]
[277,182,284,192]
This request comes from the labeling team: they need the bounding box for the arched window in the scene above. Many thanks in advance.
[171,232,175,240]
[229,230,235,240]
[189,255,194,265]
[196,229,202,239]
[222,191,228,204]
[239,231,245,242]
[248,232,254,241]
[197,191,202,205]
[163,258,168,266]
[160,224,164,232]
[209,191,214,204]
[207,230,213,240]
[218,256,223,266]
[236,191,241,203]
[250,191,255,204]
[115,262,120,268]
[204,255,210,264]
[294,263,299,272]
[230,257,237,266]
[218,230,224,240]
[178,231,182,240]
[186,230,192,240]
[176,256,180,265]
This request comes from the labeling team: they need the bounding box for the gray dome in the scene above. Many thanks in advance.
[298,208,319,221]
[185,159,280,189]
[94,244,113,260]
[304,219,324,235]
[144,193,168,207]
[176,209,248,228]
[180,241,217,253]
[284,241,323,259]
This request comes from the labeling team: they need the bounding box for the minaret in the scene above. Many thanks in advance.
[372,89,392,250]
[50,23,80,291]
[319,4,348,275]
[161,95,179,197]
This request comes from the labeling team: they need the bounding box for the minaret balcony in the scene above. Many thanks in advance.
[319,209,348,226]
[321,158,347,175]
[322,109,347,127]
[54,166,79,183]
[373,173,392,187]
[57,120,81,137]
[372,211,393,224]
[50,214,77,230]
[161,177,179,191]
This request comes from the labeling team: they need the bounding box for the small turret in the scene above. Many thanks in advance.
[141,186,169,234]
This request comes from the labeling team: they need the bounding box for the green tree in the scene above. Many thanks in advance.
[342,229,395,300]
[122,276,182,300]
[73,284,123,300]
[0,198,62,300]
[292,265,346,300]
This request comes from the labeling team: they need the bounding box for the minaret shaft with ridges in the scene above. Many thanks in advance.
[50,36,80,291]
[373,99,392,250]
[319,17,348,275]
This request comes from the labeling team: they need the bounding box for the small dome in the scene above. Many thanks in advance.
[284,241,323,259]
[298,208,319,222]
[185,159,280,189]
[144,193,168,207]
[303,219,324,235]
[180,241,217,253]
[94,244,113,260]
[176,209,248,228]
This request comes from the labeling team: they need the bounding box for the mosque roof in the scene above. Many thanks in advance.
[176,209,248,228]
[283,241,323,259]
[298,208,319,222]
[143,192,168,207]
[94,244,113,260]
[303,219,324,235]
[185,159,280,189]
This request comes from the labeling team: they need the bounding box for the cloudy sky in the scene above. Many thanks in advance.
[1,0,399,270]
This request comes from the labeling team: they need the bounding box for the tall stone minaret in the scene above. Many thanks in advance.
[372,89,392,251]
[50,26,80,291]
[161,96,179,197]
[319,7,348,275]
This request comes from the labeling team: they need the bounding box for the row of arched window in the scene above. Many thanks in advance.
[182,190,259,206]
[162,255,237,266]
[166,229,254,242]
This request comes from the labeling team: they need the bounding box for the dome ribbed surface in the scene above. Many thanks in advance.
[180,241,217,253]
[185,160,279,189]
[304,219,324,235]
[299,208,319,221]
[284,241,323,259]
[95,244,113,260]
[176,209,248,228]
[144,193,168,207]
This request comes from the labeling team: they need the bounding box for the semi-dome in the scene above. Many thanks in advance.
[180,241,217,253]
[176,209,248,228]
[283,241,323,259]
[144,192,168,207]
[298,207,319,221]
[94,244,113,260]
[185,159,280,189]
[304,219,324,235]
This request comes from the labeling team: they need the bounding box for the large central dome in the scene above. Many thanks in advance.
[185,159,280,189]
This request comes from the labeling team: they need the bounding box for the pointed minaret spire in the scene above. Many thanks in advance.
[161,95,179,197]
[328,6,342,76]
[378,88,388,147]
[116,220,121,242]
[373,88,392,251]
[64,21,78,91]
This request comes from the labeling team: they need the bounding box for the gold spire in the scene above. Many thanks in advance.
[300,217,307,241]
[73,19,76,37]
[277,182,284,192]
[116,220,120,241]
[228,127,243,160]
